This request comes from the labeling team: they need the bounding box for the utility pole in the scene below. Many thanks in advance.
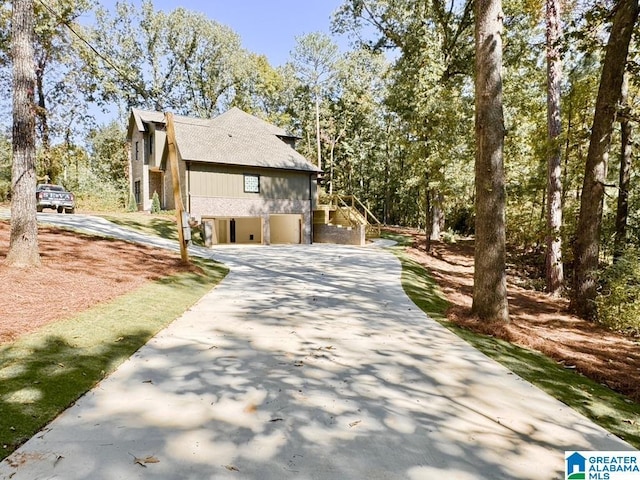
[165,112,189,264]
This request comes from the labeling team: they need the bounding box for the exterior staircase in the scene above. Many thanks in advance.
[315,194,382,238]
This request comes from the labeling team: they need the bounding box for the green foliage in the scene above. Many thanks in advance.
[441,229,458,244]
[596,249,640,335]
[88,122,128,191]
[291,32,339,89]
[126,192,137,212]
[150,191,161,214]
[80,1,253,117]
[331,0,477,228]
[230,54,295,127]
[503,39,547,249]
[0,180,9,202]
[71,161,127,212]
[0,0,94,152]
[37,143,87,186]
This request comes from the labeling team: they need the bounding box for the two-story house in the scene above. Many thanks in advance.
[127,107,321,245]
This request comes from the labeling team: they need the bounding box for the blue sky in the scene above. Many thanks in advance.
[97,0,349,67]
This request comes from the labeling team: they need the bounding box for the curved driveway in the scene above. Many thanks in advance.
[0,212,633,479]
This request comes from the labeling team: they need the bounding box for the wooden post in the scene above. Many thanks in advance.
[165,112,189,264]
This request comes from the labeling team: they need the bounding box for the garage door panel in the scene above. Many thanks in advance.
[270,215,301,244]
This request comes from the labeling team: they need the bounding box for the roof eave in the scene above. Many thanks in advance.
[183,158,321,174]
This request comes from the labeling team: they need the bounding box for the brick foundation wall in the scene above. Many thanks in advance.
[313,224,365,246]
[189,196,312,244]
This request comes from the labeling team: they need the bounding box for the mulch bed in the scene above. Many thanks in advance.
[0,221,191,344]
[396,228,640,403]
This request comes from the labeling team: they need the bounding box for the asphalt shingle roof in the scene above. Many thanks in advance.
[131,107,320,173]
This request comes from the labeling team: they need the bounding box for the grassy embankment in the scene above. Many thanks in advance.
[0,215,227,460]
[383,232,640,449]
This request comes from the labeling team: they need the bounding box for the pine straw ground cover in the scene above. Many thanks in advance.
[386,227,640,447]
[0,221,201,343]
[0,220,227,459]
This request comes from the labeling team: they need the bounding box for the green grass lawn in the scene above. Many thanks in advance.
[0,256,227,461]
[392,245,640,449]
[99,211,206,246]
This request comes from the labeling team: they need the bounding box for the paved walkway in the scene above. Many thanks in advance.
[0,215,634,479]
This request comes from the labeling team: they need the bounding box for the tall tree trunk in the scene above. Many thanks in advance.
[614,72,632,260]
[545,0,564,295]
[384,120,392,225]
[6,0,40,268]
[329,141,335,196]
[430,191,444,241]
[35,57,52,182]
[570,0,639,320]
[425,185,431,252]
[383,156,391,224]
[328,130,343,197]
[562,97,573,206]
[472,0,509,322]
[315,90,322,169]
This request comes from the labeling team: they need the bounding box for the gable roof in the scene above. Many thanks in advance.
[128,108,165,137]
[130,107,320,173]
[210,107,289,136]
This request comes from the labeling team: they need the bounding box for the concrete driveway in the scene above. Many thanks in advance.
[0,213,633,479]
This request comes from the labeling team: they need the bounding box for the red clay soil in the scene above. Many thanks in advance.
[0,221,195,344]
[398,228,640,403]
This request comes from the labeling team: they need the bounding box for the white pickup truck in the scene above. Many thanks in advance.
[36,184,75,214]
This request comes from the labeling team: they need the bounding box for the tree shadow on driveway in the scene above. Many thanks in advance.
[1,244,632,479]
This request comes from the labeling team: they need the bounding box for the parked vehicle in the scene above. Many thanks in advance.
[36,184,75,214]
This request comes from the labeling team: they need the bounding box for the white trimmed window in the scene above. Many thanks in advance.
[244,174,260,193]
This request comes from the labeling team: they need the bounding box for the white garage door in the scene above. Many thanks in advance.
[270,214,302,244]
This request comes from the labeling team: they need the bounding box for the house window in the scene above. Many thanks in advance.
[149,133,153,155]
[134,180,141,204]
[244,174,260,193]
[135,141,139,161]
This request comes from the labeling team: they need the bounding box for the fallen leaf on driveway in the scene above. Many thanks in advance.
[131,453,160,467]
[225,465,239,471]
[348,420,361,428]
